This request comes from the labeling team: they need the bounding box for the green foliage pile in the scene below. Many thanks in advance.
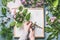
[0,7,13,40]
[45,0,60,40]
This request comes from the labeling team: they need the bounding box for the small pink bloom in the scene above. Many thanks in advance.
[49,17,56,22]
[21,0,25,3]
[14,15,16,19]
[10,9,16,15]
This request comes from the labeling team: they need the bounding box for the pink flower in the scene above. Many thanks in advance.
[10,9,16,15]
[21,0,25,3]
[36,3,41,7]
[49,16,56,23]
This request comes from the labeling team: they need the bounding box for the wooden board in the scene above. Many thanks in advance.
[13,8,44,38]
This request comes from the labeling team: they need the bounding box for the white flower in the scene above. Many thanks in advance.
[15,0,22,7]
[7,0,22,9]
[7,1,16,9]
[7,0,23,15]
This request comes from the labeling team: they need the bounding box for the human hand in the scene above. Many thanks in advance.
[24,22,35,40]
[24,22,32,32]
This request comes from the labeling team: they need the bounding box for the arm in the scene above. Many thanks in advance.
[19,22,32,40]
[18,30,28,40]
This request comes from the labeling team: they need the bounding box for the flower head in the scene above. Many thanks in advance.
[7,0,22,15]
[49,16,56,23]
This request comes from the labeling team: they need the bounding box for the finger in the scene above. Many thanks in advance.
[24,21,28,25]
[27,21,30,25]
[28,22,32,27]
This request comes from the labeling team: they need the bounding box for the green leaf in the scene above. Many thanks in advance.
[47,31,58,40]
[47,28,58,40]
[1,22,5,27]
[16,15,24,23]
[10,21,16,27]
[16,22,23,27]
[55,32,58,40]
[1,7,6,16]
[47,33,55,40]
[46,15,49,21]
[2,0,12,6]
[19,6,23,11]
[2,0,7,6]
[7,33,13,40]
[25,13,30,21]
[34,0,37,4]
[23,9,28,16]
[45,27,53,33]
[7,0,12,2]
[53,0,58,7]
[1,27,8,37]
[0,26,13,40]
[56,23,60,28]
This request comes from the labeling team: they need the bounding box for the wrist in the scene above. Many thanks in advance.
[24,29,28,34]
[30,37,35,40]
